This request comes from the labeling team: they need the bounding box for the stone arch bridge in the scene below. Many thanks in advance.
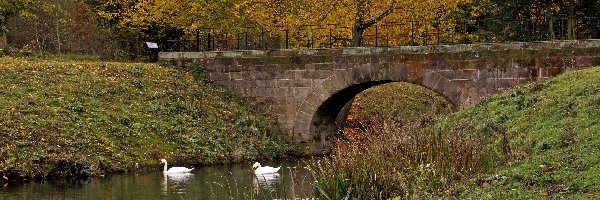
[160,40,600,154]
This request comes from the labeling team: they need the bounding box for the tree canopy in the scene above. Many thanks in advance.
[2,0,598,56]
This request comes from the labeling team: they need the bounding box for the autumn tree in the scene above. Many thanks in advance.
[0,0,38,48]
[247,0,471,47]
[455,0,600,41]
[5,0,109,55]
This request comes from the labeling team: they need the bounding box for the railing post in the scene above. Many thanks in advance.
[224,33,228,50]
[285,29,289,49]
[245,32,248,50]
[463,19,468,44]
[195,30,200,51]
[237,32,241,50]
[207,32,212,51]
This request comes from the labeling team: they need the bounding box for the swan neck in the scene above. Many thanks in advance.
[163,161,168,172]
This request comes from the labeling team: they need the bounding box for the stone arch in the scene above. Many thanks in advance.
[292,64,466,154]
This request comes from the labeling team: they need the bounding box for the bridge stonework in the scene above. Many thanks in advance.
[160,40,600,154]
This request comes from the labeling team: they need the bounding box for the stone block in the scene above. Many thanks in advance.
[314,63,334,70]
[536,57,563,68]
[449,79,474,88]
[575,56,593,68]
[293,70,308,79]
[269,88,290,98]
[255,80,268,88]
[304,92,323,109]
[313,70,335,79]
[310,79,324,88]
[312,86,331,102]
[285,79,312,87]
[284,102,298,115]
[210,73,231,81]
[438,78,457,98]
[444,87,463,106]
[275,70,295,79]
[334,69,353,89]
[293,115,312,135]
[321,78,338,95]
[297,101,317,116]
[229,71,247,80]
[293,87,312,98]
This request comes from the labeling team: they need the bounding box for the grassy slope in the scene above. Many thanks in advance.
[0,57,292,183]
[438,67,600,198]
[348,82,454,125]
[342,82,455,140]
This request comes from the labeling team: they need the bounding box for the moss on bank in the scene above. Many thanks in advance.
[0,57,293,184]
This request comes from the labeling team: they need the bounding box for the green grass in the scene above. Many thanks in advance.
[0,57,293,184]
[449,67,600,199]
[313,67,599,199]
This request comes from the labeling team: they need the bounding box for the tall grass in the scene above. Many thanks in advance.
[311,117,490,199]
[308,82,496,198]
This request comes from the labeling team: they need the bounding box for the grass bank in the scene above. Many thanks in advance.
[313,67,599,199]
[0,57,293,184]
[453,67,599,199]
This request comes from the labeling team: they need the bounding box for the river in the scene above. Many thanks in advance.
[0,159,318,200]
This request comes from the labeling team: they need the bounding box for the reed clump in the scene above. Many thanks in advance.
[311,82,473,199]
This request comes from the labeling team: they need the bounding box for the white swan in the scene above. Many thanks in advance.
[160,159,194,174]
[252,162,280,174]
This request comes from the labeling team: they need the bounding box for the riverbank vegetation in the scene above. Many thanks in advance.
[313,67,599,199]
[0,56,293,185]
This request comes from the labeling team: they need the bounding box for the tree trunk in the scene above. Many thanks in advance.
[350,1,394,47]
[548,12,555,40]
[352,26,366,47]
[0,33,6,49]
[567,0,575,40]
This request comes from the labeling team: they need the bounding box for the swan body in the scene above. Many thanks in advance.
[160,159,194,174]
[252,162,280,174]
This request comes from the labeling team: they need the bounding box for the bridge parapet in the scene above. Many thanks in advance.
[160,40,600,154]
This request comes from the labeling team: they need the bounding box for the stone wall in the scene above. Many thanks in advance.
[160,40,600,154]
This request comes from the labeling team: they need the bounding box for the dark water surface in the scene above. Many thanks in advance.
[0,159,318,200]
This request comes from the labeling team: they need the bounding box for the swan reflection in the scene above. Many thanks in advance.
[161,173,194,194]
[253,173,281,190]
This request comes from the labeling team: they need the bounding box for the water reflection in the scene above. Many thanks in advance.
[0,159,319,200]
[253,172,281,190]
[161,173,194,194]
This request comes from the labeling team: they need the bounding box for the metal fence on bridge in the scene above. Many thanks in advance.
[161,16,600,52]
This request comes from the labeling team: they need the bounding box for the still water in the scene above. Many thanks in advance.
[0,159,318,200]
